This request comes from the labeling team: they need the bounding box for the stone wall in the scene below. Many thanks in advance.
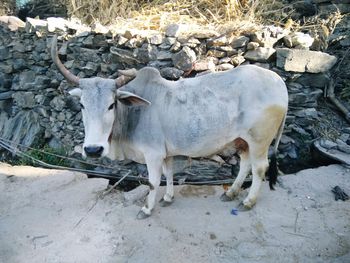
[0,1,349,171]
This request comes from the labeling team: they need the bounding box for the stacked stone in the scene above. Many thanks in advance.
[0,12,349,169]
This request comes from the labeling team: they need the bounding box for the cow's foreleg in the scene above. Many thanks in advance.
[137,155,163,219]
[160,157,174,207]
[221,152,251,201]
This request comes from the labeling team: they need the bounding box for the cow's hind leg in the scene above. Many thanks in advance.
[137,155,163,219]
[221,138,251,202]
[239,105,285,210]
[159,157,174,207]
[239,147,269,210]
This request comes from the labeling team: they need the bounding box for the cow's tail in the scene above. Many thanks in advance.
[267,113,286,190]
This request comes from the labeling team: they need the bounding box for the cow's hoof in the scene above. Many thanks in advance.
[159,197,174,207]
[136,210,150,220]
[220,192,235,202]
[237,201,252,212]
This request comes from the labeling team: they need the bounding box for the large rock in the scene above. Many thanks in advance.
[12,92,35,108]
[244,47,276,62]
[110,46,140,65]
[0,110,43,147]
[135,44,158,63]
[172,46,196,71]
[47,17,67,32]
[0,16,25,31]
[25,17,47,33]
[276,48,337,73]
[0,47,10,60]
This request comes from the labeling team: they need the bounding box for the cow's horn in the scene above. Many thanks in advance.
[115,68,138,87]
[51,35,79,85]
[115,75,135,87]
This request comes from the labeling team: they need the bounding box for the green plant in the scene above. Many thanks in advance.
[340,82,350,103]
[17,145,69,167]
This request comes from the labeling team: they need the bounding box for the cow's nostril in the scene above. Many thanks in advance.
[84,146,104,158]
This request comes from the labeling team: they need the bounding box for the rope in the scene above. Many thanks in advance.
[0,136,239,185]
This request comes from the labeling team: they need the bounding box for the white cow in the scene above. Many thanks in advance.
[51,35,288,219]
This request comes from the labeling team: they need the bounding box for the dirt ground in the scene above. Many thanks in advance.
[0,163,349,263]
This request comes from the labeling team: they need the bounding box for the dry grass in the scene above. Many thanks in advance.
[0,0,16,16]
[66,0,292,30]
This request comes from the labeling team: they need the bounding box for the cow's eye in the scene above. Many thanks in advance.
[79,103,85,109]
[108,103,115,110]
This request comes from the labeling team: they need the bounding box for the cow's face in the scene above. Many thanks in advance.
[69,78,150,158]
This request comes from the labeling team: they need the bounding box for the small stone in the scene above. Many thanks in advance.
[160,67,184,80]
[193,58,216,72]
[337,139,350,154]
[283,35,293,48]
[216,63,234,71]
[12,92,35,108]
[0,47,10,61]
[231,36,250,48]
[290,32,314,49]
[182,37,201,48]
[165,24,187,37]
[117,36,128,46]
[339,133,350,142]
[190,29,219,39]
[342,128,350,134]
[125,37,144,48]
[148,60,173,68]
[50,96,66,111]
[91,22,109,34]
[219,57,231,64]
[206,49,226,58]
[57,112,66,122]
[254,62,270,69]
[249,26,287,47]
[244,47,276,62]
[208,36,228,47]
[82,62,99,74]
[164,37,176,45]
[0,64,13,74]
[58,42,68,56]
[170,41,182,52]
[148,34,164,45]
[230,55,245,66]
[247,42,259,50]
[319,139,338,150]
[135,44,158,63]
[172,46,196,71]
[157,51,172,60]
[281,135,295,144]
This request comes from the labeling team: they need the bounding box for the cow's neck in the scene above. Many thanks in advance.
[112,103,130,140]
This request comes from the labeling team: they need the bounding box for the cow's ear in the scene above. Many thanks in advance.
[69,88,82,97]
[116,90,151,106]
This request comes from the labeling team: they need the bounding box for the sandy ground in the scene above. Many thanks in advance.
[0,163,349,263]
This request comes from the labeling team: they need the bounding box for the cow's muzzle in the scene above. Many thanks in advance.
[84,146,104,158]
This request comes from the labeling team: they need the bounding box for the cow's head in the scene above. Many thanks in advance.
[51,35,150,158]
